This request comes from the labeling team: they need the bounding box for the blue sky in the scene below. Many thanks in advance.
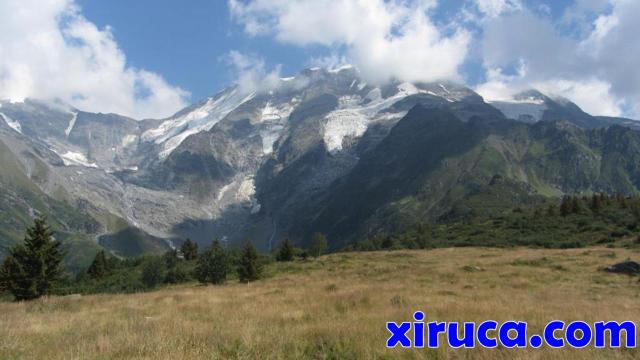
[75,0,577,102]
[77,0,319,102]
[0,0,638,119]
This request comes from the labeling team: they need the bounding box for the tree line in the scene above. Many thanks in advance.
[0,217,329,301]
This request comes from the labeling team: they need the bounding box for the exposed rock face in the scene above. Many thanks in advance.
[2,66,640,258]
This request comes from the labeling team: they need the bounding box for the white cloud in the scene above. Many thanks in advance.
[475,0,640,117]
[229,0,639,118]
[0,0,189,119]
[310,53,351,71]
[224,51,282,95]
[229,0,470,85]
[475,0,522,18]
[476,67,623,116]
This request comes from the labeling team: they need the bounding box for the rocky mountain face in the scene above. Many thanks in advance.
[1,66,640,264]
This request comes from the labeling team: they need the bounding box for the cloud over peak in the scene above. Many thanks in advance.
[230,0,640,118]
[0,0,189,119]
[229,0,471,85]
[476,0,640,117]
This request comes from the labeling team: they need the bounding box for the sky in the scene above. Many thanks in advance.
[0,0,638,120]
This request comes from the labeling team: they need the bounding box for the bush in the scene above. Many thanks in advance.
[196,241,230,285]
[311,233,328,258]
[165,266,189,284]
[141,257,166,289]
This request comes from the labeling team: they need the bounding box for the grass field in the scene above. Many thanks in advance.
[1,247,639,359]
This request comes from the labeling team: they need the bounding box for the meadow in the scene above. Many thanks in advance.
[0,247,639,359]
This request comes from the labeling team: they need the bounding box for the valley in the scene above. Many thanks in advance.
[0,247,638,359]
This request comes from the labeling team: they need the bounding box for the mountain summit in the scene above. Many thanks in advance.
[1,67,639,264]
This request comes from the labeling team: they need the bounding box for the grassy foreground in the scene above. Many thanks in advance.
[1,247,639,359]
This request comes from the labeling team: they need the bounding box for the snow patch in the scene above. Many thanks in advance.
[328,64,354,73]
[142,89,255,159]
[59,151,98,168]
[65,112,78,138]
[323,83,419,152]
[260,102,291,122]
[490,99,548,122]
[121,134,138,147]
[261,124,285,155]
[216,176,260,213]
[323,110,368,152]
[0,112,22,134]
[258,102,294,155]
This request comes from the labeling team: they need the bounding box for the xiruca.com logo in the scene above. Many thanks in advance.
[387,312,637,349]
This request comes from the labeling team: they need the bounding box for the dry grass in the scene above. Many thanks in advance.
[1,247,639,359]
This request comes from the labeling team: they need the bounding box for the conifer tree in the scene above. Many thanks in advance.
[180,239,199,261]
[196,240,229,284]
[0,259,12,293]
[163,249,179,268]
[87,250,108,279]
[590,193,602,213]
[237,242,262,283]
[599,193,608,206]
[276,238,295,262]
[560,196,571,217]
[571,196,582,214]
[0,217,63,301]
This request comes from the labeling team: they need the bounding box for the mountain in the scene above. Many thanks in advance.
[1,66,639,266]
[488,90,640,130]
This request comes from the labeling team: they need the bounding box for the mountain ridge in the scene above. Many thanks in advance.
[1,66,640,267]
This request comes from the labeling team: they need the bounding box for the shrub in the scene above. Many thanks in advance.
[165,266,189,284]
[141,257,166,289]
[196,240,230,285]
[310,232,328,258]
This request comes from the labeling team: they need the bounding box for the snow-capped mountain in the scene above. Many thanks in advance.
[1,66,639,259]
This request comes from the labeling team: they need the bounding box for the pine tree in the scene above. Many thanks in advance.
[571,196,581,214]
[276,238,295,262]
[618,194,628,208]
[196,240,229,285]
[0,217,64,301]
[560,196,571,217]
[163,249,179,268]
[87,250,108,279]
[547,204,557,217]
[590,193,602,213]
[237,242,262,283]
[310,232,328,258]
[0,258,12,293]
[599,193,608,206]
[180,239,199,261]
